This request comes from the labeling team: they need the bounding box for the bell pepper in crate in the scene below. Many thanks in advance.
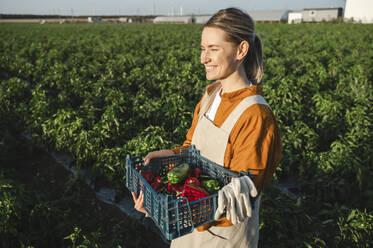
[167,163,190,184]
[167,182,184,196]
[151,181,165,193]
[185,177,200,187]
[181,184,210,202]
[192,168,203,178]
[141,172,153,183]
[151,176,165,193]
[201,179,221,194]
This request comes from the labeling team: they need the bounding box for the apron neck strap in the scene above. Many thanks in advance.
[221,95,270,133]
[199,83,221,118]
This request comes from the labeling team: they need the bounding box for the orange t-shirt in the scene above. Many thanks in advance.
[171,82,282,230]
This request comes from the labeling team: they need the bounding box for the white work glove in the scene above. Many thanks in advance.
[214,176,258,224]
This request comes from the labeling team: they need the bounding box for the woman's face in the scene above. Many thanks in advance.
[200,27,240,81]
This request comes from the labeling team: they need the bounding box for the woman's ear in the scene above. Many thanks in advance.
[236,40,249,61]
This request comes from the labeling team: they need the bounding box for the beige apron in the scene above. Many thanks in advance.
[171,85,269,248]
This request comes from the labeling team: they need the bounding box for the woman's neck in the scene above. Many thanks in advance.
[219,65,251,94]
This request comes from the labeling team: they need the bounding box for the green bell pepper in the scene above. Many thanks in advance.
[167,163,190,184]
[201,179,221,194]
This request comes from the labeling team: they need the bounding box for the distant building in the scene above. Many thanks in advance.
[88,17,101,23]
[288,12,302,24]
[247,10,291,22]
[344,0,373,23]
[153,16,194,24]
[301,8,343,22]
[194,15,211,24]
[119,17,128,23]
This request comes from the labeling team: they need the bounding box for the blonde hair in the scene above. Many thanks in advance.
[204,8,263,84]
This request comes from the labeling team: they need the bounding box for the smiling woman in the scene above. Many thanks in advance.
[200,27,240,82]
[133,7,281,248]
[201,7,263,87]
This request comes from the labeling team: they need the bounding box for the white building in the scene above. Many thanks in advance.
[288,12,302,24]
[247,10,291,22]
[153,16,194,24]
[88,17,101,23]
[119,17,128,23]
[344,0,373,23]
[301,8,343,22]
[194,15,211,24]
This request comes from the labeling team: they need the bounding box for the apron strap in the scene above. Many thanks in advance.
[221,95,270,134]
[198,83,221,119]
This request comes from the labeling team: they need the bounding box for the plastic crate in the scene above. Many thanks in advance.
[125,145,254,241]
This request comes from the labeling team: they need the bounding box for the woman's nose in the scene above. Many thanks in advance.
[201,52,210,64]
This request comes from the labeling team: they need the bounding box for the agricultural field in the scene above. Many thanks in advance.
[1,22,373,247]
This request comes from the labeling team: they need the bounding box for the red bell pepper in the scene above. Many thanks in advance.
[151,181,165,193]
[185,177,200,187]
[141,172,153,183]
[192,168,203,178]
[181,184,210,202]
[153,176,162,183]
[167,182,183,196]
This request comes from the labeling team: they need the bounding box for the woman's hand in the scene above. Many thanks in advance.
[132,191,149,217]
[143,149,175,165]
[133,150,175,217]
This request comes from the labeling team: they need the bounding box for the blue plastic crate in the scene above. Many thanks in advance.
[125,145,254,241]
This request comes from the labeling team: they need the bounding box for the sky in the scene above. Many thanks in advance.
[0,0,346,16]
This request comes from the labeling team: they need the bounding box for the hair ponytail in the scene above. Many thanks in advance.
[244,34,263,84]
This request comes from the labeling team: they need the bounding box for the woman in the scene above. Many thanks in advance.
[132,7,281,248]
